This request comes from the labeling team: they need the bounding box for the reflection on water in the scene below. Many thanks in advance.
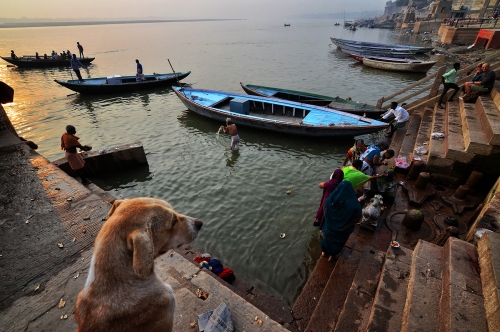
[92,164,152,191]
[0,19,460,306]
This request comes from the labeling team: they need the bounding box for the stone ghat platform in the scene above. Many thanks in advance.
[0,129,292,331]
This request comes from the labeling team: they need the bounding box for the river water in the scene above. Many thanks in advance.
[0,19,447,305]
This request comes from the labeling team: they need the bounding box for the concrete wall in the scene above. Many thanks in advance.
[53,142,149,176]
[413,21,442,33]
[440,25,481,44]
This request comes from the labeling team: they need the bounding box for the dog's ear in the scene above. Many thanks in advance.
[109,199,125,217]
[127,229,154,277]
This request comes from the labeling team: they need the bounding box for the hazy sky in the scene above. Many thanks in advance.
[4,0,389,19]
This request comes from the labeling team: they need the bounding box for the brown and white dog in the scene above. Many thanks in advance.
[75,198,203,332]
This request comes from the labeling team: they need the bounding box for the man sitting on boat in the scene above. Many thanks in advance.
[382,101,409,138]
[10,50,17,60]
[136,68,145,82]
[220,118,240,151]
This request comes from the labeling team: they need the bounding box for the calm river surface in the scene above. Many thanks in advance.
[0,19,447,305]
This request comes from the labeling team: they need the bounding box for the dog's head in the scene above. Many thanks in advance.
[107,198,203,278]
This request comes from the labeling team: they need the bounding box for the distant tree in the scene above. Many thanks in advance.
[395,0,409,6]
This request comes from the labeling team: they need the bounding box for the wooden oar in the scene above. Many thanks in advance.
[168,59,186,97]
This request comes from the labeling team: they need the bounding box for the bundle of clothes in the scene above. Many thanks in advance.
[194,253,235,284]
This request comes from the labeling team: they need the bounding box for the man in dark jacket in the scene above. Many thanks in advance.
[462,63,496,98]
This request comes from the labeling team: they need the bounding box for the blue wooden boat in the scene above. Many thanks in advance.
[240,82,384,117]
[172,87,387,137]
[54,71,190,94]
[1,55,95,68]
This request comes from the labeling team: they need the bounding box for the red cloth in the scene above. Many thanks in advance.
[193,256,211,263]
[218,268,234,279]
[61,133,81,150]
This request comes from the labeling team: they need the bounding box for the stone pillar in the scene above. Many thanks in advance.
[415,172,431,190]
[452,185,471,200]
[465,171,483,190]
[407,161,426,180]
[402,209,424,231]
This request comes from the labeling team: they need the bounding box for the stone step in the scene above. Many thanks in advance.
[459,100,492,155]
[477,95,500,146]
[333,249,385,332]
[427,104,453,169]
[366,245,413,332]
[411,106,434,164]
[439,237,488,332]
[305,247,363,332]
[445,102,475,163]
[401,240,443,332]
[291,253,336,331]
[477,231,500,332]
[398,110,423,162]
[389,118,411,159]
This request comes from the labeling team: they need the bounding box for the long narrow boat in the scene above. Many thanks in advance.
[331,37,433,54]
[362,57,436,73]
[334,43,420,58]
[240,82,383,117]
[1,56,95,68]
[349,53,422,63]
[172,87,387,137]
[54,71,191,94]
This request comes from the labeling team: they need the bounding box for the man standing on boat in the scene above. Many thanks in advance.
[438,62,460,109]
[77,42,84,58]
[70,54,86,83]
[382,102,409,138]
[220,118,240,151]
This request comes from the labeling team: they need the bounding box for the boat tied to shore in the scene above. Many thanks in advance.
[330,37,433,58]
[172,87,387,137]
[54,71,191,94]
[239,82,384,117]
[1,55,95,68]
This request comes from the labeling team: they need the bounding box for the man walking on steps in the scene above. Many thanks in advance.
[438,62,461,109]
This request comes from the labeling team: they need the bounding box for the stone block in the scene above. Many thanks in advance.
[366,246,412,332]
[400,240,443,332]
[334,249,385,332]
[440,237,488,331]
[478,232,500,332]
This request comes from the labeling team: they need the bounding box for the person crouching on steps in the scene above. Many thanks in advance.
[382,101,409,138]
[61,125,92,185]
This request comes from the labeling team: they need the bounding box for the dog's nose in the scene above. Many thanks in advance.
[194,219,203,230]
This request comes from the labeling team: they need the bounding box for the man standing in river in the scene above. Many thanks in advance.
[220,118,240,151]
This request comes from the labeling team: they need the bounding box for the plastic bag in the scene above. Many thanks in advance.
[414,146,428,155]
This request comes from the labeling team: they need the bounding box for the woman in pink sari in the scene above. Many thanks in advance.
[313,169,344,228]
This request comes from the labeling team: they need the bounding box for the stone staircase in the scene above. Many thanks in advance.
[292,233,500,332]
[387,85,500,182]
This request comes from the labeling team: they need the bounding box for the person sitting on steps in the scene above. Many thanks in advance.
[382,101,409,138]
[461,63,496,100]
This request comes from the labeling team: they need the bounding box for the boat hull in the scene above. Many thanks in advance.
[1,56,95,68]
[362,58,436,73]
[54,71,191,94]
[240,83,383,117]
[173,87,387,137]
[331,38,433,54]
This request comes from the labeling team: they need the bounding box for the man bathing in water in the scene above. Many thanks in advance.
[220,118,240,151]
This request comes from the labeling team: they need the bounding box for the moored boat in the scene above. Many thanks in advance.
[331,38,433,54]
[172,87,387,137]
[54,71,191,94]
[1,56,95,68]
[362,57,436,73]
[240,82,383,117]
